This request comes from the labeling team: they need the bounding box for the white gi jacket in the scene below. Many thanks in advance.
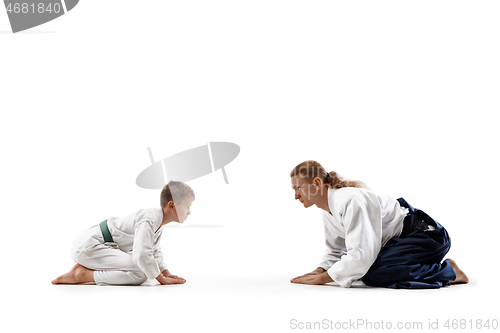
[318,187,409,288]
[106,208,167,280]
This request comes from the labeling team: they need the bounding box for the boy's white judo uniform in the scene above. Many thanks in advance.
[318,187,409,288]
[70,208,167,285]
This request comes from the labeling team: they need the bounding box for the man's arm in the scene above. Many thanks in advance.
[318,213,347,271]
[326,196,382,287]
[291,212,346,284]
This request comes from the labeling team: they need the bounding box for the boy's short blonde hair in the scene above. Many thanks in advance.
[160,181,195,208]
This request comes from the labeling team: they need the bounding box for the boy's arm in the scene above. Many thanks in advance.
[153,239,168,273]
[132,220,162,280]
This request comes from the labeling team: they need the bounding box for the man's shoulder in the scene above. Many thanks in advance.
[334,187,368,201]
[333,187,381,211]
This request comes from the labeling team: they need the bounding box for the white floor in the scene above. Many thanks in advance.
[4,219,497,333]
[3,271,494,333]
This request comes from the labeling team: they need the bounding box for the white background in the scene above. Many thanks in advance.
[1,1,499,332]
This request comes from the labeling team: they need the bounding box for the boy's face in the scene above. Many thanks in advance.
[174,199,193,223]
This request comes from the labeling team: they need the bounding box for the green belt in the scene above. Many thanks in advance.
[99,220,114,243]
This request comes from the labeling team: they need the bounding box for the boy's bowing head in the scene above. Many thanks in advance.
[160,181,195,224]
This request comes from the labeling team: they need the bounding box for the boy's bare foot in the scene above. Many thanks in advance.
[446,258,469,284]
[51,264,95,284]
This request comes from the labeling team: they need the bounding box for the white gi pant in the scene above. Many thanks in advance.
[70,225,148,286]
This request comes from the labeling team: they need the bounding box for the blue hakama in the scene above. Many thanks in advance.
[361,198,456,289]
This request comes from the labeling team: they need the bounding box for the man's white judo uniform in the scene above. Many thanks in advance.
[318,187,410,288]
[70,208,167,285]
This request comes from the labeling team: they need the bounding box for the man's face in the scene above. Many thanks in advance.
[291,175,317,208]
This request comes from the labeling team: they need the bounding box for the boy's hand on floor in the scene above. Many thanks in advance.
[161,269,186,282]
[156,272,186,285]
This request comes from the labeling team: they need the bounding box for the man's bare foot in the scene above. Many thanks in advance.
[446,258,469,284]
[51,264,95,284]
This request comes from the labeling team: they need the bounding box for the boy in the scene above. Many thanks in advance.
[52,180,194,286]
